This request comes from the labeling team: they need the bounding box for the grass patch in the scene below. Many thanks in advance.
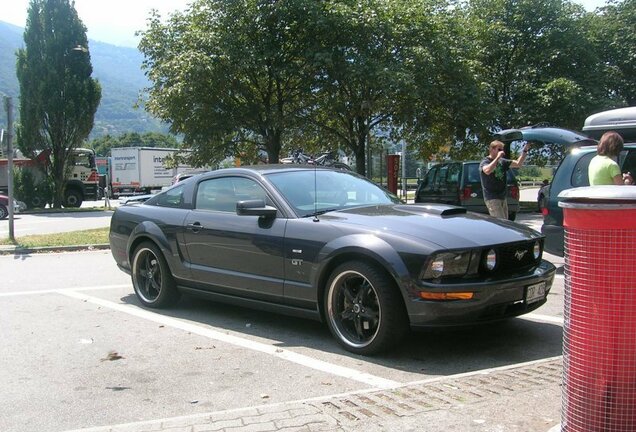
[0,227,109,248]
[24,206,111,215]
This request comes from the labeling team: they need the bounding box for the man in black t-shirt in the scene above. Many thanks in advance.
[479,140,530,219]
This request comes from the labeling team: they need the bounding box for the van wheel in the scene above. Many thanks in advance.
[508,212,517,221]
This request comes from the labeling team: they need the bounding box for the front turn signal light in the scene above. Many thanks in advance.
[419,291,474,301]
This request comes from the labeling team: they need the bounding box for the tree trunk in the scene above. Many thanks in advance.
[355,136,366,176]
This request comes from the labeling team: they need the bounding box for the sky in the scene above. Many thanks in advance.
[2,0,192,48]
[2,0,609,48]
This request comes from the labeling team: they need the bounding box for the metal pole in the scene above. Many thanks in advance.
[4,96,15,242]
[402,141,407,202]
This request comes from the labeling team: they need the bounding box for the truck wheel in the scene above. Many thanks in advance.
[324,261,408,355]
[30,196,44,208]
[0,204,7,220]
[64,190,83,208]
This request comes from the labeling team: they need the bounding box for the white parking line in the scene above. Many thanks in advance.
[58,289,401,390]
[0,284,130,297]
[521,313,564,325]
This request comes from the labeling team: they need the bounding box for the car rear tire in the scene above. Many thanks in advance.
[131,242,180,308]
[0,204,7,220]
[508,211,517,221]
[324,261,408,355]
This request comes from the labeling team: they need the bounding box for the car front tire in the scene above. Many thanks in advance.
[0,204,7,220]
[131,242,180,308]
[324,261,408,355]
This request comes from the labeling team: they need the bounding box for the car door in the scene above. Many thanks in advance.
[182,176,286,302]
[416,164,450,204]
[439,162,461,205]
[415,165,439,203]
[460,162,487,212]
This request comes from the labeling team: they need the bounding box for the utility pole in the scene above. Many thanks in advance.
[4,96,15,242]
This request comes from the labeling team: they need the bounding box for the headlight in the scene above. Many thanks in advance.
[422,251,471,279]
[533,241,541,260]
[484,249,497,271]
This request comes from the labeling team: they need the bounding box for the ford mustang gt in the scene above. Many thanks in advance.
[109,165,555,355]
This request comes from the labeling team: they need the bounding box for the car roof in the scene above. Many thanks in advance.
[495,126,596,147]
[203,164,347,175]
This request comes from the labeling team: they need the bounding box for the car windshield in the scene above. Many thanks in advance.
[267,169,400,217]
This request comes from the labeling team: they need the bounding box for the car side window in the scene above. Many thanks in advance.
[620,149,636,176]
[156,185,185,208]
[466,164,480,183]
[446,164,461,187]
[419,166,438,192]
[433,165,448,189]
[571,152,595,187]
[196,177,267,212]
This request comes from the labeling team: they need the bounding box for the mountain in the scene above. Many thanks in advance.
[0,20,168,138]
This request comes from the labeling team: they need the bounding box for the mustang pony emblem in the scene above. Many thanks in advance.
[515,250,527,260]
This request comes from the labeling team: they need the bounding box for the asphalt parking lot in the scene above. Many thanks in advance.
[1,191,565,432]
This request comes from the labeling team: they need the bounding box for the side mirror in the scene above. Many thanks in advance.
[236,199,277,218]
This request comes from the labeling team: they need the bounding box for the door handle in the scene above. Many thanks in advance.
[187,222,202,232]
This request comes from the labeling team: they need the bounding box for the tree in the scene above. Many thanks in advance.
[297,0,482,175]
[16,0,101,208]
[465,0,606,133]
[139,0,319,166]
[588,0,636,106]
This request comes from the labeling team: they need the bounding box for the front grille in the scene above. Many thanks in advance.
[483,240,541,276]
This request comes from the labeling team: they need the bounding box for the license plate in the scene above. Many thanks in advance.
[526,282,546,304]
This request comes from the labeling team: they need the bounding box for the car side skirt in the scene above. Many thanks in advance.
[177,285,322,322]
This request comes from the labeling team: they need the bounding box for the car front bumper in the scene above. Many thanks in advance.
[407,260,556,327]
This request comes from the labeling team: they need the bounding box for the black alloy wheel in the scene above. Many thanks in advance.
[325,261,408,355]
[131,242,180,308]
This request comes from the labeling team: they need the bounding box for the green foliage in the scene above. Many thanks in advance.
[15,0,101,208]
[588,0,636,106]
[12,167,53,208]
[0,227,109,247]
[464,0,607,133]
[139,0,320,165]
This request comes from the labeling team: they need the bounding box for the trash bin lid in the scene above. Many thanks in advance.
[559,186,636,208]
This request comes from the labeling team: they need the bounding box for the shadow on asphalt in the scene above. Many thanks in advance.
[119,291,562,377]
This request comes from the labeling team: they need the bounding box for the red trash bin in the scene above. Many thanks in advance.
[559,186,636,432]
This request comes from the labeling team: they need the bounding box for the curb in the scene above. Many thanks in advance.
[0,243,110,255]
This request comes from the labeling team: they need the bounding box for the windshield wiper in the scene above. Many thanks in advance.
[303,208,339,218]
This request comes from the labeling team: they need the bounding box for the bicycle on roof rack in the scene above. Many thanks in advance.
[280,149,351,170]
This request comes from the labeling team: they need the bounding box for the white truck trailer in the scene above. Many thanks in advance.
[110,147,192,196]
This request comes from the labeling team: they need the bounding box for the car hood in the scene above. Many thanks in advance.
[321,204,541,250]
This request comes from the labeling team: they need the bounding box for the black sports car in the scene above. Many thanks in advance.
[109,165,555,355]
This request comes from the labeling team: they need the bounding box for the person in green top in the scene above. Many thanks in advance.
[588,131,633,185]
